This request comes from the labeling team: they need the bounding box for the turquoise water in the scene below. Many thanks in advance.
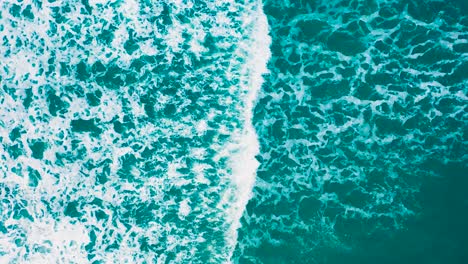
[235,0,468,263]
[0,1,270,262]
[0,0,467,263]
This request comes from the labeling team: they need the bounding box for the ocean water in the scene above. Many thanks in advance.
[0,0,466,264]
[235,0,468,263]
[0,1,270,262]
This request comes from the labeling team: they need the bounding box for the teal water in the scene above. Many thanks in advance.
[235,0,468,263]
[0,1,269,262]
[0,0,467,263]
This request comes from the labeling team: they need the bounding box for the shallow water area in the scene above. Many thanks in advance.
[0,0,269,263]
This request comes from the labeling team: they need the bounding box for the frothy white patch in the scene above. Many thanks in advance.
[178,199,191,218]
[223,1,272,261]
[1,0,273,262]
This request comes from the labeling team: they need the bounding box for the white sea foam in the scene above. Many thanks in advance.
[223,1,271,261]
[0,0,272,262]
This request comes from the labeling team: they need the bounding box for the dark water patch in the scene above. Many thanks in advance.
[327,31,367,55]
[47,89,69,116]
[29,141,47,159]
[70,118,102,135]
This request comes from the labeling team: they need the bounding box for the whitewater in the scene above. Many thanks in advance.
[0,0,270,263]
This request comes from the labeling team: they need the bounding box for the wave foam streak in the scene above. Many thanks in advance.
[223,1,271,261]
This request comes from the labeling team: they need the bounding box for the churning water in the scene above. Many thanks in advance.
[0,0,467,263]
